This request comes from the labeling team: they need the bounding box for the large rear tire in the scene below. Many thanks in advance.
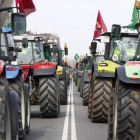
[9,75,26,140]
[113,78,139,140]
[59,80,67,105]
[39,76,59,118]
[0,76,12,140]
[87,84,92,118]
[78,77,81,92]
[83,82,89,106]
[91,74,112,123]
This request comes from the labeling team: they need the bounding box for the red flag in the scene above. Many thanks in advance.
[93,10,107,39]
[16,0,36,17]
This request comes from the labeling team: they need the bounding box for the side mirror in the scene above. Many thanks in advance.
[91,42,97,55]
[65,48,68,55]
[111,24,121,38]
[11,13,26,35]
[22,38,28,48]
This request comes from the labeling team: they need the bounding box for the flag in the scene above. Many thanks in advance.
[74,54,79,60]
[126,0,138,30]
[15,0,36,17]
[64,43,67,49]
[64,57,68,63]
[93,10,107,39]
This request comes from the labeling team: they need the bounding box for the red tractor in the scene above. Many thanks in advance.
[14,35,60,118]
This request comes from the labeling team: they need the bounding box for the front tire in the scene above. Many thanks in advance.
[113,78,139,140]
[87,84,92,118]
[90,74,112,123]
[78,77,81,92]
[39,76,59,118]
[59,80,67,105]
[0,76,12,140]
[83,83,89,106]
[9,75,26,140]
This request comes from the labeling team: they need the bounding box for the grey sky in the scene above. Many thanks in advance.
[26,0,136,59]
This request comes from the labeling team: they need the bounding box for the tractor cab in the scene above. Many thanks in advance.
[14,35,57,72]
[101,31,138,64]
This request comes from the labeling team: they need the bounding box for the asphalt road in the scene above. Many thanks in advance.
[26,80,107,140]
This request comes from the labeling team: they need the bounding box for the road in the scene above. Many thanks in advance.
[26,80,107,140]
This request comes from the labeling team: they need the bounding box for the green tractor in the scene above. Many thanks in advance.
[89,24,138,123]
[108,3,140,140]
[77,59,85,93]
[82,50,104,106]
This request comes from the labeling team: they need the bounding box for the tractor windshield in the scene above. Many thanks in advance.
[51,45,58,62]
[109,37,138,64]
[33,41,45,63]
[95,55,104,62]
[1,33,8,56]
[17,41,33,64]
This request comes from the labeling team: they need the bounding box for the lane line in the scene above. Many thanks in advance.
[62,82,71,140]
[71,78,77,140]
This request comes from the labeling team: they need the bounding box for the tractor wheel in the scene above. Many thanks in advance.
[107,90,114,140]
[83,83,89,106]
[87,84,92,118]
[91,74,112,123]
[59,80,67,105]
[9,75,26,140]
[78,77,81,92]
[0,76,12,140]
[80,79,83,98]
[113,78,139,140]
[39,76,59,118]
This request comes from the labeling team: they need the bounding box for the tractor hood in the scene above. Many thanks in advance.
[98,60,120,73]
[19,61,57,69]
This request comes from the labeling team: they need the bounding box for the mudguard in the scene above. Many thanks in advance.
[6,66,21,79]
[33,66,56,76]
[92,62,115,78]
[116,66,140,84]
[0,60,4,75]
[83,70,90,83]
[59,67,66,80]
[10,91,19,137]
[24,83,30,119]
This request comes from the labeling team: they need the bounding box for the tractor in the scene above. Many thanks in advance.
[82,51,104,106]
[43,37,68,105]
[108,2,140,140]
[0,7,30,140]
[89,25,138,124]
[14,35,60,118]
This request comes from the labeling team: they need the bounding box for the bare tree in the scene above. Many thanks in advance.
[1,0,14,27]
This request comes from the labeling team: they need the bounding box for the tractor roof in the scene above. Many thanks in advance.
[14,34,44,41]
[93,32,138,42]
[100,32,138,38]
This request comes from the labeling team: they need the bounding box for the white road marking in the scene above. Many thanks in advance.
[71,79,77,140]
[62,83,71,140]
[62,78,77,140]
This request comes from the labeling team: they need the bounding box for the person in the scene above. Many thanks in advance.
[69,73,72,82]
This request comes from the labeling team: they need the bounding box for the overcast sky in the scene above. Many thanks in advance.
[25,0,137,59]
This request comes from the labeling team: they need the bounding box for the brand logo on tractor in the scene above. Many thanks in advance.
[133,73,138,75]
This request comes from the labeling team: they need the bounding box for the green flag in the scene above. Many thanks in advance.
[74,54,79,60]
[61,50,64,57]
[126,0,138,30]
[7,9,13,28]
